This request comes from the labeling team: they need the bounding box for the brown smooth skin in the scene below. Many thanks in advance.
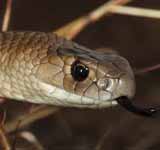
[0,31,135,108]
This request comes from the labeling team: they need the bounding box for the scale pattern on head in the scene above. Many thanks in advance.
[36,33,135,107]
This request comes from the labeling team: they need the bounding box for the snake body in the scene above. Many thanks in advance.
[0,31,135,108]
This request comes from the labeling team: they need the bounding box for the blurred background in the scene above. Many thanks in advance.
[1,0,160,149]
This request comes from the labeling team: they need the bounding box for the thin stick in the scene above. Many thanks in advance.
[88,0,132,22]
[20,131,44,150]
[95,128,112,150]
[0,127,11,150]
[2,0,12,32]
[55,0,132,39]
[4,105,59,133]
[135,64,160,75]
[110,5,160,19]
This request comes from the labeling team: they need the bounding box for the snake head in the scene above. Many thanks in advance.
[37,39,135,109]
[34,33,158,117]
[0,32,155,117]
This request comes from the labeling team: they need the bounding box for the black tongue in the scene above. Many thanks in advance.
[116,97,159,117]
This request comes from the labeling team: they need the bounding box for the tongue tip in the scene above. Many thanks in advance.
[116,97,159,117]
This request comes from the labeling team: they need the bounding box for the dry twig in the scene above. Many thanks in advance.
[4,105,59,133]
[110,5,160,19]
[135,64,160,75]
[55,0,132,39]
[19,131,44,150]
[95,128,112,150]
[0,127,11,150]
[0,111,11,150]
[2,0,12,32]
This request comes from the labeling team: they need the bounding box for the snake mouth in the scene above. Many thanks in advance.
[116,96,159,117]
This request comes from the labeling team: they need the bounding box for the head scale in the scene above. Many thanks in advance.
[36,37,135,108]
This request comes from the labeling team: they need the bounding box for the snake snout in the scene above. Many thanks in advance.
[114,73,135,99]
[96,72,135,103]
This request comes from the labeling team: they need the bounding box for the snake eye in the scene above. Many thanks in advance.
[71,60,89,81]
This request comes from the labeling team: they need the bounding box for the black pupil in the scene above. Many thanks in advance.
[71,61,89,81]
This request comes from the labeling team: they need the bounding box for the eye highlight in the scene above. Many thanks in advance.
[71,60,89,81]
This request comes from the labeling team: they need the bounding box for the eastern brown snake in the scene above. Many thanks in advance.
[0,31,157,117]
